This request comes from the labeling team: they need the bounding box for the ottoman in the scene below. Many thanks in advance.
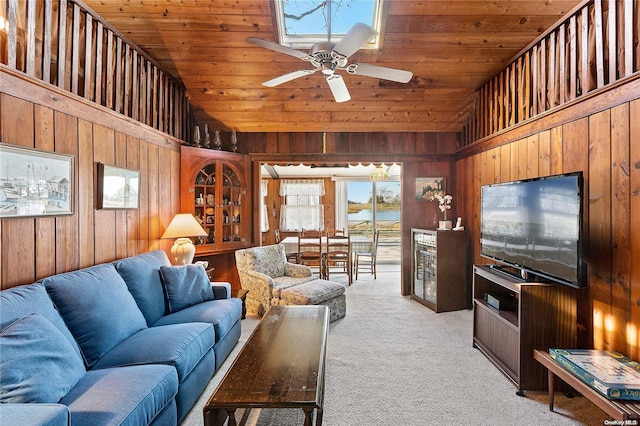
[279,279,346,322]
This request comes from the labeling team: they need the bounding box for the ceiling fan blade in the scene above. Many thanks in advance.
[263,69,318,87]
[346,63,413,83]
[333,23,378,59]
[246,37,310,60]
[326,74,351,103]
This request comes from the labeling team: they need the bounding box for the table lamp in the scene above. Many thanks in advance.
[162,213,208,265]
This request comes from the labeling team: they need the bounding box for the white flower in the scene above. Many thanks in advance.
[429,193,453,219]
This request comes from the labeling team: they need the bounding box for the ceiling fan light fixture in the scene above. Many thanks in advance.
[246,21,413,103]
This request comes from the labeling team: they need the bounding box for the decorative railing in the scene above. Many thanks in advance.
[0,0,193,141]
[462,0,639,145]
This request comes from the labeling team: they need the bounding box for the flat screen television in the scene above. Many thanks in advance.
[480,172,584,288]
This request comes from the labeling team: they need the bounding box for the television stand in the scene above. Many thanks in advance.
[486,264,525,282]
[472,265,577,394]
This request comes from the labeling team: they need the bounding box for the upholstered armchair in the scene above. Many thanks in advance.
[235,244,316,316]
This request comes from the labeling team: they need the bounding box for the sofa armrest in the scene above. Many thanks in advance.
[0,403,70,426]
[210,281,231,299]
[284,262,313,278]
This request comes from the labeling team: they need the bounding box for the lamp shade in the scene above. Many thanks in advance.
[162,214,207,239]
[369,165,388,182]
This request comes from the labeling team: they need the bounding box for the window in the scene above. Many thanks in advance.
[279,179,325,231]
[274,0,384,49]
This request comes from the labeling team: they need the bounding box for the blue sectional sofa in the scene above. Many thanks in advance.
[0,250,243,426]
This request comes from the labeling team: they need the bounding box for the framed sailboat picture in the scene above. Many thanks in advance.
[0,143,74,218]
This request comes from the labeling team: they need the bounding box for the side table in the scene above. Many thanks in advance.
[234,289,248,319]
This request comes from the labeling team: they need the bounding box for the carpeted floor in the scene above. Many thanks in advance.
[182,266,609,426]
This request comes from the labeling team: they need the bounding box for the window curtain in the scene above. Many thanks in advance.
[334,179,348,234]
[279,179,325,231]
[279,205,324,231]
[260,179,269,233]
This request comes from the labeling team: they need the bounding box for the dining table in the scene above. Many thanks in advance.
[280,235,372,281]
[280,235,372,259]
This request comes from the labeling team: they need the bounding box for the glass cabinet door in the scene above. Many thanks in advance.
[413,230,437,304]
[220,164,244,247]
[193,164,217,246]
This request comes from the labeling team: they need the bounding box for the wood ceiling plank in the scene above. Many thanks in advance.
[385,15,567,33]
[386,1,578,17]
[189,99,469,113]
[172,62,499,77]
[101,14,272,29]
[194,87,471,102]
[86,0,273,16]
[384,32,538,49]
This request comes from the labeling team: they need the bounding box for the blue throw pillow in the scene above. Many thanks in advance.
[115,250,172,326]
[160,265,214,313]
[0,313,86,403]
[42,263,148,368]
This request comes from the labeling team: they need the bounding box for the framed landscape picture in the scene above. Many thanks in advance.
[0,143,74,218]
[97,163,140,209]
[415,177,444,201]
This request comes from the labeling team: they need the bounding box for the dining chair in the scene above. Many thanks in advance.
[354,229,379,280]
[325,229,352,285]
[297,229,323,276]
[275,229,297,263]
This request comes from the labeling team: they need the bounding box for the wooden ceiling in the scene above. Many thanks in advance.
[83,0,583,133]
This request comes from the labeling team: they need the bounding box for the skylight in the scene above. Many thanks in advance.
[274,0,384,49]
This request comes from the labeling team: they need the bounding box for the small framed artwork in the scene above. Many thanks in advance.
[0,143,74,218]
[415,177,445,201]
[97,163,140,209]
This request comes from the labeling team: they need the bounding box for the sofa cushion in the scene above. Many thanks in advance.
[114,250,172,326]
[154,298,242,345]
[0,282,81,359]
[0,403,69,426]
[60,365,178,426]
[42,263,148,369]
[160,264,214,313]
[92,322,214,382]
[0,314,86,404]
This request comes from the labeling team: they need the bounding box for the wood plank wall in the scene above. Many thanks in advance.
[457,76,640,356]
[0,68,181,289]
[463,0,640,146]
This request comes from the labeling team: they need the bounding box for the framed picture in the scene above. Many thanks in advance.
[97,163,140,209]
[0,143,73,218]
[415,177,445,201]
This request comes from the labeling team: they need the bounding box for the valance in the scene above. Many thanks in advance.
[279,179,325,197]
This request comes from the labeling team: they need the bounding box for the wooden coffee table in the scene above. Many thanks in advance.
[203,305,330,426]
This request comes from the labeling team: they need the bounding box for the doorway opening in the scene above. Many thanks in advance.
[260,162,401,265]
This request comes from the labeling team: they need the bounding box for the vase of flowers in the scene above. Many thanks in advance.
[430,193,453,229]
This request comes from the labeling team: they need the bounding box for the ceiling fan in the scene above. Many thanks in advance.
[246,23,413,103]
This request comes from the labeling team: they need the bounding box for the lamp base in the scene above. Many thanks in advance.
[171,237,196,265]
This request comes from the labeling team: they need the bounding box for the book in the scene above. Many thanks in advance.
[549,348,640,400]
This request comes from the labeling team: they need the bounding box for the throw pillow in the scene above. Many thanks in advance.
[42,263,148,369]
[0,313,86,403]
[115,250,172,326]
[160,264,214,313]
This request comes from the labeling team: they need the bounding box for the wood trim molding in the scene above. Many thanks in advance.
[250,152,456,164]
